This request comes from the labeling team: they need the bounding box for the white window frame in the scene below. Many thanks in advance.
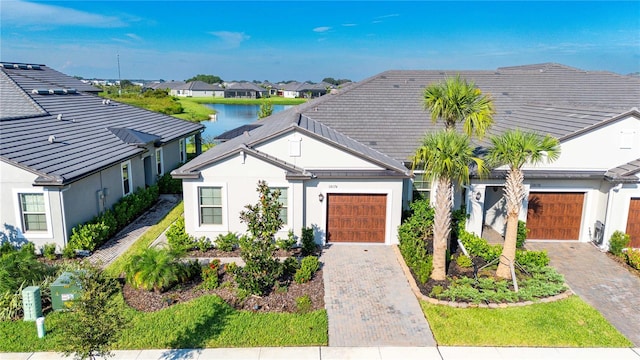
[270,186,290,226]
[155,148,164,176]
[196,183,228,231]
[13,189,53,238]
[121,160,132,196]
[412,171,431,200]
[179,138,186,163]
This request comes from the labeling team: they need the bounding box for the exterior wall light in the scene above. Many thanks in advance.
[318,193,324,202]
[475,192,482,201]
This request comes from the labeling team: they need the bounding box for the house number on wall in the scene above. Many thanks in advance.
[328,185,338,189]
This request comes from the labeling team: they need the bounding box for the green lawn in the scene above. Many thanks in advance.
[172,98,216,121]
[421,296,632,347]
[0,295,327,351]
[0,200,327,352]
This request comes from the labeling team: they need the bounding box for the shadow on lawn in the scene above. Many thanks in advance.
[160,299,235,358]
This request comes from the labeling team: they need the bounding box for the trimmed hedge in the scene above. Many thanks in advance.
[398,199,434,284]
[68,185,159,252]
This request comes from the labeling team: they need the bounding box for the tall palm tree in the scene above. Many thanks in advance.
[486,130,560,279]
[424,75,495,138]
[412,130,487,280]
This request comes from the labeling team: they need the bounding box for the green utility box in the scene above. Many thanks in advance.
[22,286,43,321]
[50,271,83,311]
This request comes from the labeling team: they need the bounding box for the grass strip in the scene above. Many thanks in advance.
[103,202,183,278]
[421,296,632,347]
[173,98,216,121]
[0,294,327,351]
[185,97,307,105]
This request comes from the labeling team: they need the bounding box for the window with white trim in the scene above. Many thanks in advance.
[19,193,47,232]
[199,187,223,225]
[179,138,186,163]
[121,161,132,196]
[156,148,164,175]
[413,172,431,200]
[271,187,288,224]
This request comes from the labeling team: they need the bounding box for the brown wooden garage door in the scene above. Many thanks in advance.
[526,192,584,240]
[627,198,640,248]
[326,194,386,243]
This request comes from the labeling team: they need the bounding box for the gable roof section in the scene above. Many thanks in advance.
[0,70,47,120]
[173,108,410,179]
[0,63,203,186]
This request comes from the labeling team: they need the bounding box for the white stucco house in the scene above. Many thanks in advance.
[0,62,204,251]
[173,63,640,249]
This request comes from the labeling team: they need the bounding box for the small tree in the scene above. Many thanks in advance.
[257,99,273,119]
[57,264,129,360]
[236,181,284,295]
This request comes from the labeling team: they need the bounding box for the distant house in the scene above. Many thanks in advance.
[282,82,333,98]
[144,81,185,92]
[224,82,266,99]
[0,62,204,251]
[174,63,640,250]
[172,81,224,98]
[262,82,280,96]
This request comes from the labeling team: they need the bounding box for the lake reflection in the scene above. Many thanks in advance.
[200,104,292,140]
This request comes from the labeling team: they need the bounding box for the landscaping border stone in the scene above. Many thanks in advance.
[392,245,574,308]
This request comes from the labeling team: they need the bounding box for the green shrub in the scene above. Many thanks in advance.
[626,249,640,270]
[157,173,183,194]
[516,249,550,268]
[609,231,630,256]
[195,237,213,252]
[166,217,196,252]
[295,294,312,314]
[200,259,221,290]
[456,254,473,268]
[276,230,297,251]
[294,256,320,284]
[301,227,316,256]
[398,199,435,284]
[68,186,158,252]
[124,247,194,293]
[224,261,238,274]
[458,230,501,262]
[41,243,57,260]
[215,232,239,252]
[0,241,15,256]
[282,256,300,277]
[62,244,76,259]
[517,220,529,248]
[0,244,56,294]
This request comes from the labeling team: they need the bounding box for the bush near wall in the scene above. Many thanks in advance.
[397,199,435,284]
[68,186,159,252]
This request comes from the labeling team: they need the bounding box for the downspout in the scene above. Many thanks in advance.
[59,185,71,246]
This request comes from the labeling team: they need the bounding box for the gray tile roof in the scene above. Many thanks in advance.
[286,63,640,163]
[173,108,409,178]
[225,82,265,91]
[176,81,220,91]
[605,158,640,182]
[1,63,203,186]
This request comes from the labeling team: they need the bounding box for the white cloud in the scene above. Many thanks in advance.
[126,33,142,41]
[1,0,127,28]
[342,24,357,27]
[313,26,331,33]
[209,31,250,48]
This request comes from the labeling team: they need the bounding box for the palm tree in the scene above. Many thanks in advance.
[423,75,495,138]
[486,130,560,279]
[412,130,487,280]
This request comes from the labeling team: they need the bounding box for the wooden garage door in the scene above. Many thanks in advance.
[627,198,640,248]
[326,194,386,243]
[526,192,584,240]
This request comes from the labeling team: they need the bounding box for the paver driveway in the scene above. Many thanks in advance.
[321,244,436,347]
[527,242,640,346]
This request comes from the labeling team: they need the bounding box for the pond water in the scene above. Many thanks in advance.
[200,104,293,140]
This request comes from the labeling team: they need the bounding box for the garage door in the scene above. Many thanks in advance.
[326,194,386,243]
[627,198,640,248]
[526,192,584,240]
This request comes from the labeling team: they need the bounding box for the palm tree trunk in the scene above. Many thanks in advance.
[432,176,452,281]
[496,168,525,279]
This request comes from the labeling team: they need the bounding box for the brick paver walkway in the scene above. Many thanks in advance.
[88,194,181,268]
[527,242,640,346]
[322,244,436,347]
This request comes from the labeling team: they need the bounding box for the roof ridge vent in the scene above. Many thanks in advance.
[102,99,112,105]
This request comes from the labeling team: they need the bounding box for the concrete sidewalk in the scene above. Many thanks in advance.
[4,347,640,360]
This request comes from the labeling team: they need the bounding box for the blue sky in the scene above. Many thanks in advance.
[2,1,639,82]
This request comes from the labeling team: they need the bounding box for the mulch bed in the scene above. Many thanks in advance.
[122,248,324,313]
[605,252,640,279]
